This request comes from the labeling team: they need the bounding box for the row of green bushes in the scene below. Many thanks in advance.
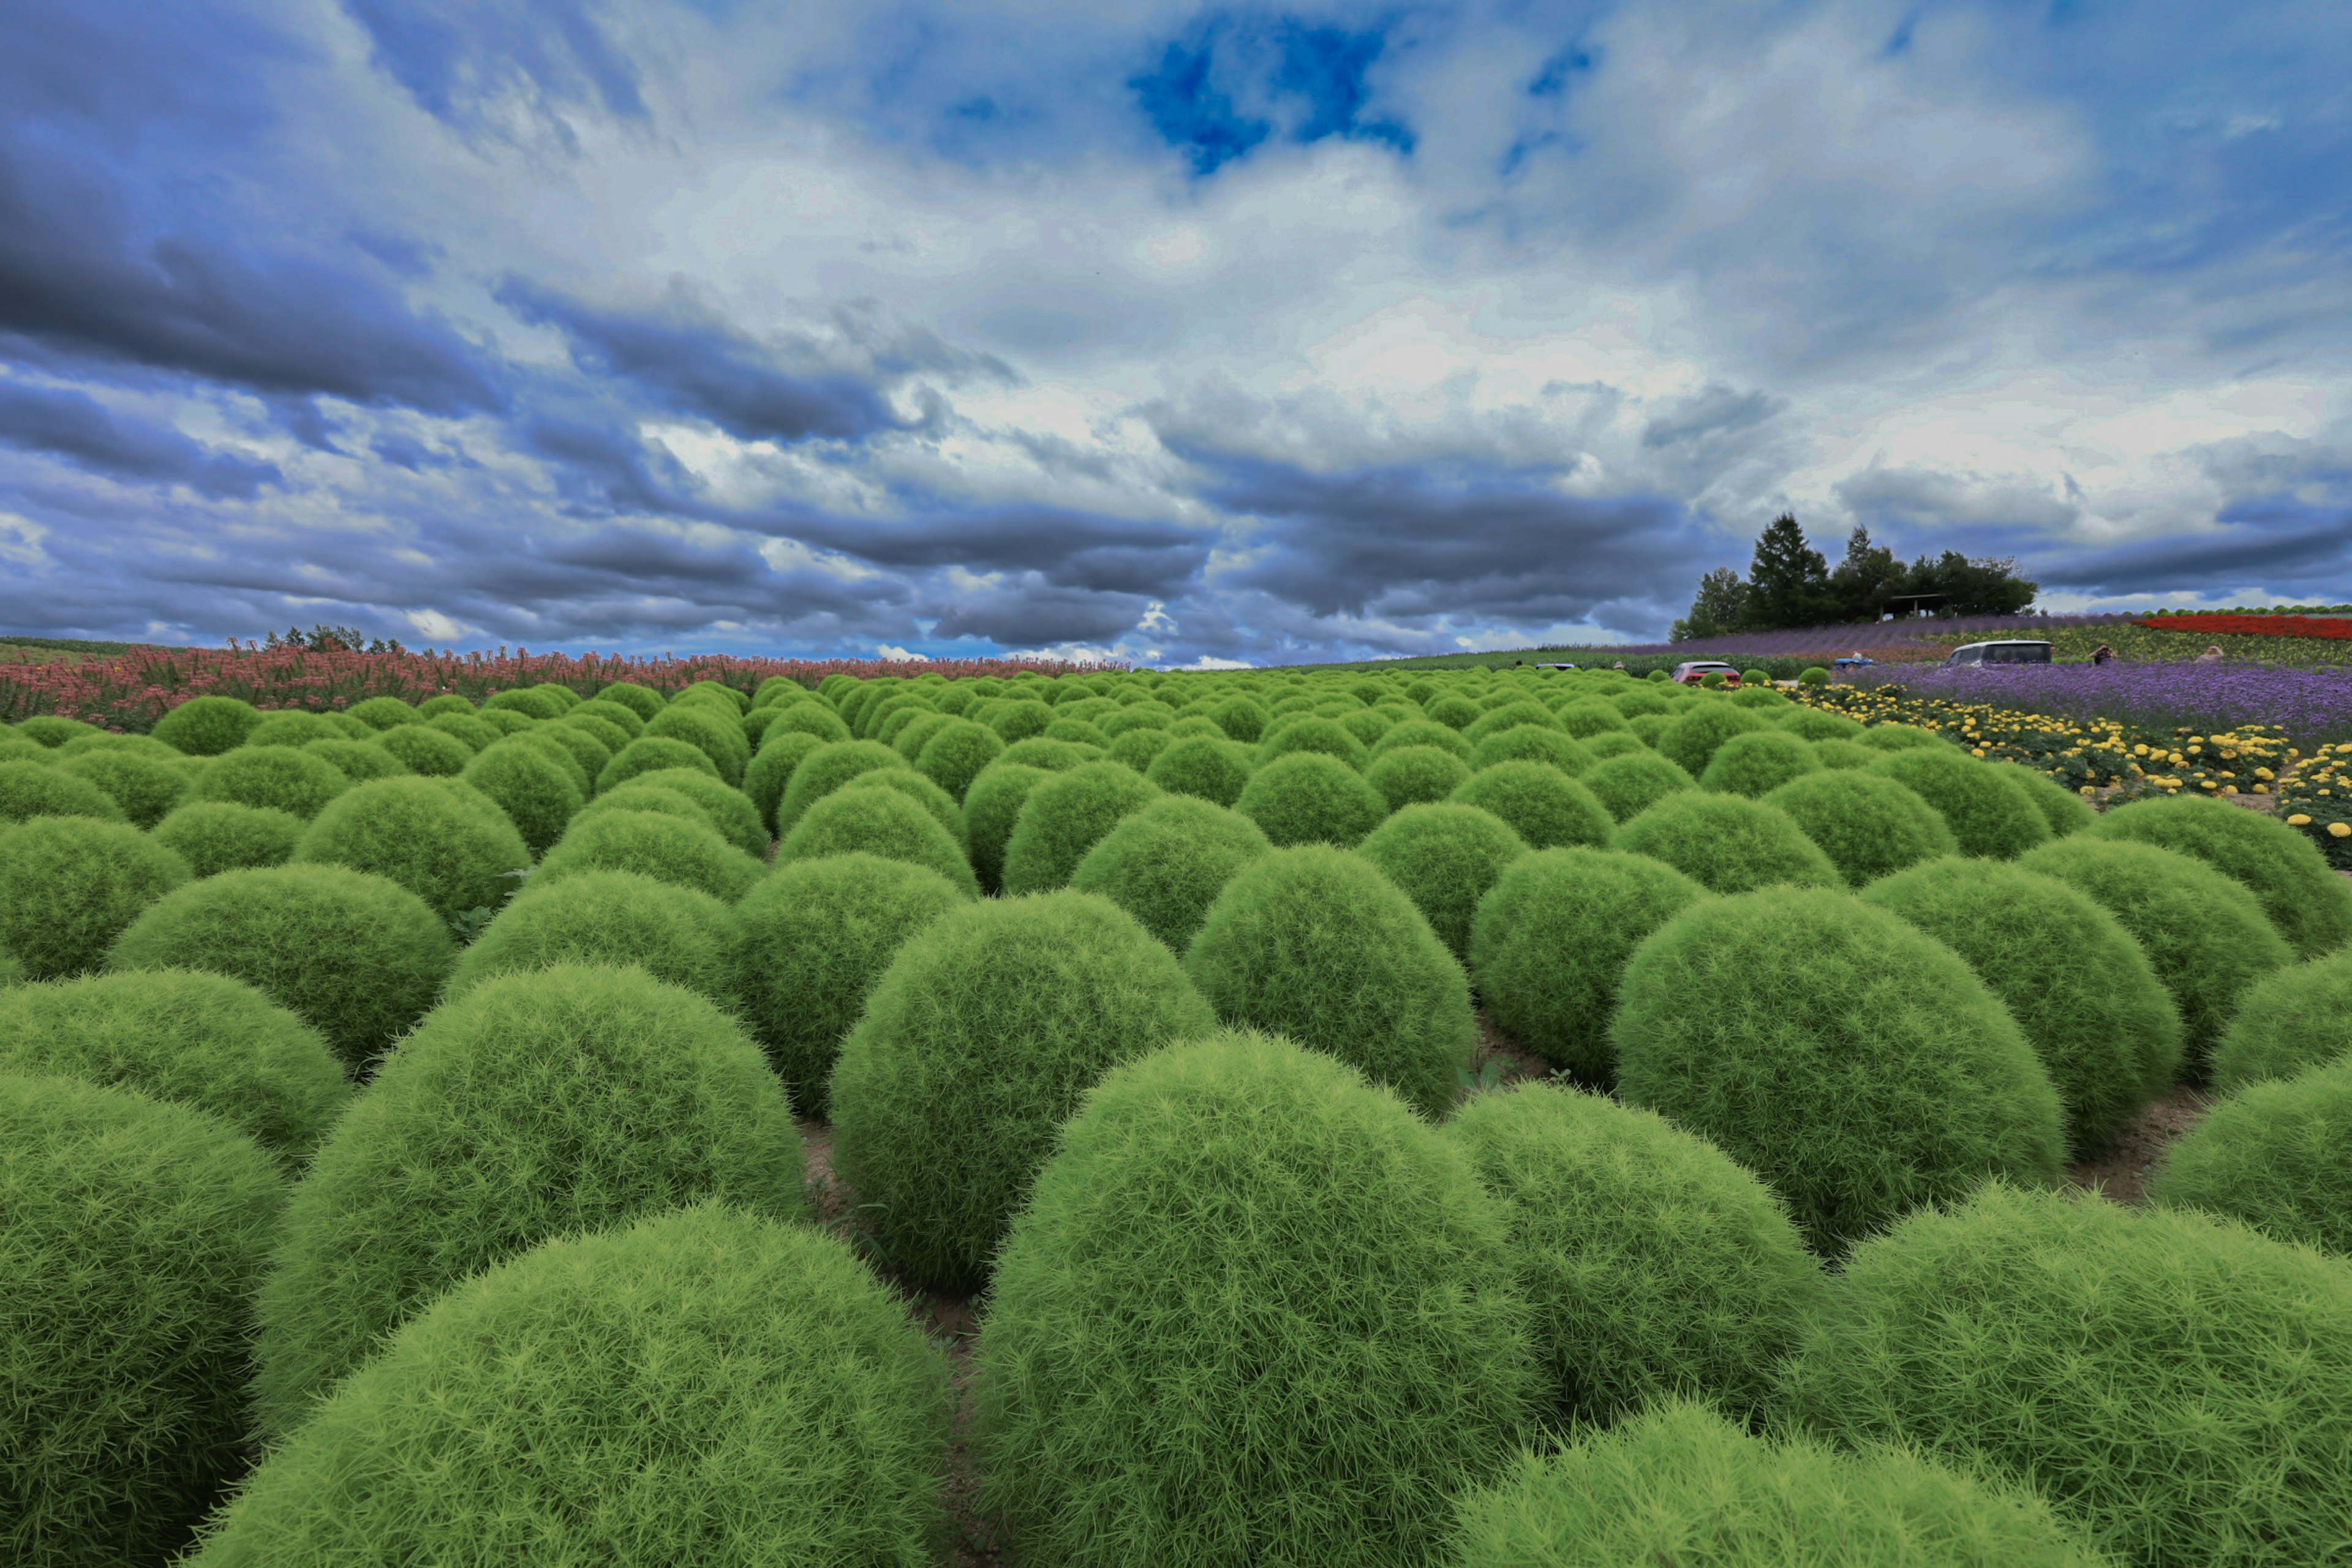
[5,659,2351,1567]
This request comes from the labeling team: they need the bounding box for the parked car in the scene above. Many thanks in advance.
[1943,640,2052,666]
[1670,661,1743,687]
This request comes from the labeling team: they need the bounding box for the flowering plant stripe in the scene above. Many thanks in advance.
[0,644,1109,730]
[2139,614,2352,641]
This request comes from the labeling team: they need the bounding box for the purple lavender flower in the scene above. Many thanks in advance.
[1859,663,2352,747]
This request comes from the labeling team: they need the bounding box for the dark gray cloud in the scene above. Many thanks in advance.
[1195,452,1697,629]
[784,505,1210,598]
[0,380,280,497]
[501,281,916,446]
[1640,382,1782,449]
[2040,508,2352,596]
[923,575,1153,646]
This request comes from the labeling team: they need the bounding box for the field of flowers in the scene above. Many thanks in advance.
[4,658,2350,1568]
[0,641,1085,729]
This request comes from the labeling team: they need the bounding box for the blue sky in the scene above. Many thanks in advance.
[1,0,2347,665]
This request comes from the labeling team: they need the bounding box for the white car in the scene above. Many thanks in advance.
[1944,641,2052,666]
[1671,660,1743,687]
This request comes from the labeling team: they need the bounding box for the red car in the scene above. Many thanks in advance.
[1670,661,1742,687]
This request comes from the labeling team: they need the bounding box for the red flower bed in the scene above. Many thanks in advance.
[2139,615,2352,641]
[0,644,1109,730]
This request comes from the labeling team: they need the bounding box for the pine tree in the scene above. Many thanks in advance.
[1744,514,1832,630]
[1672,567,1751,641]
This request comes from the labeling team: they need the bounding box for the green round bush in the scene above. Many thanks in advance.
[1778,706,1865,742]
[643,702,750,786]
[2210,950,2352,1091]
[0,948,23,987]
[1796,664,1832,685]
[535,809,766,903]
[889,709,959,764]
[56,748,186,827]
[595,734,721,794]
[1356,803,1528,962]
[10,715,100,748]
[988,698,1055,743]
[773,739,909,839]
[189,1207,948,1568]
[1763,768,1958,886]
[997,735,1098,771]
[108,864,453,1067]
[1615,791,1841,894]
[1106,725,1173,774]
[1208,693,1269,742]
[1554,699,1634,740]
[447,869,736,1007]
[1233,750,1389,847]
[1257,715,1371,772]
[2150,1058,2352,1255]
[1579,750,1697,823]
[831,892,1214,1289]
[780,782,978,896]
[293,776,532,921]
[190,743,350,819]
[508,723,605,792]
[481,685,568,720]
[976,1031,1537,1568]
[573,696,647,738]
[1371,718,1474,761]
[302,737,407,782]
[1624,711,1675,746]
[1614,889,2065,1249]
[1656,703,1768,777]
[2092,793,2352,958]
[459,740,582,855]
[1460,700,1558,747]
[1450,1399,2102,1568]
[1861,858,2182,1150]
[1779,1182,2352,1567]
[0,970,347,1170]
[1043,717,1109,748]
[1366,744,1473,810]
[1997,761,2098,836]
[423,710,499,753]
[1001,761,1159,894]
[1812,738,1874,771]
[911,718,1003,803]
[2019,838,2293,1071]
[557,709,631,757]
[963,763,1049,891]
[621,766,767,858]
[0,816,189,979]
[250,965,804,1436]
[1869,748,2051,859]
[824,765,965,851]
[150,801,305,878]
[369,722,472,777]
[1579,733,1646,767]
[730,853,968,1117]
[1425,693,1481,729]
[152,695,263,755]
[1144,733,1254,807]
[673,679,745,715]
[1698,728,1822,797]
[1185,845,1476,1117]
[1,1074,284,1568]
[1071,795,1274,954]
[743,726,824,835]
[594,680,666,721]
[0,760,124,825]
[1468,847,1709,1081]
[1858,721,1954,752]
[413,694,475,718]
[340,696,418,731]
[1448,1085,1820,1425]
[1468,725,1593,777]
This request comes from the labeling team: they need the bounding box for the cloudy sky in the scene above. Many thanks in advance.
[2,1,2347,665]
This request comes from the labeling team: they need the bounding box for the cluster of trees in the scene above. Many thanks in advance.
[257,624,409,655]
[1671,516,2039,641]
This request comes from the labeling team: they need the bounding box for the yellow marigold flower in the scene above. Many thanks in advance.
[2255,767,2275,781]
[2289,813,2313,826]
[2333,822,2352,839]
[2199,779,2218,789]
[2132,743,2149,756]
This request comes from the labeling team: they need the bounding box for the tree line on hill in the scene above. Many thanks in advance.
[1671,516,2039,641]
